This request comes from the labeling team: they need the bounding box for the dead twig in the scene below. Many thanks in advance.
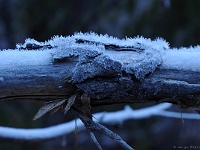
[89,132,103,150]
[71,108,134,150]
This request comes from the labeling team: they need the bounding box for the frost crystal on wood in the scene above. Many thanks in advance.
[12,32,171,99]
[5,33,200,103]
[16,32,169,81]
[2,32,200,148]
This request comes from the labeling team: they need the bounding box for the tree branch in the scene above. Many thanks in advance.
[1,103,199,142]
[1,32,200,148]
[71,108,134,150]
[1,32,200,110]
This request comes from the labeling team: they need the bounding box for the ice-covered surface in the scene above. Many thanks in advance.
[0,49,54,69]
[0,119,83,141]
[1,32,170,80]
[1,33,200,141]
[51,32,169,80]
[2,32,200,82]
[161,46,200,72]
[72,32,169,49]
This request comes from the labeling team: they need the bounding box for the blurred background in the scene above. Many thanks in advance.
[1,0,200,149]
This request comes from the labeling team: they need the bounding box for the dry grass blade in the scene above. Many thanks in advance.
[64,93,78,115]
[33,99,67,120]
[50,106,62,116]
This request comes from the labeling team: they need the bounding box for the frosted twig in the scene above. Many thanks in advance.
[71,108,134,150]
[1,103,200,143]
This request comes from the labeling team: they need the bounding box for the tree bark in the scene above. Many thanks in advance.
[0,62,75,102]
[1,35,200,111]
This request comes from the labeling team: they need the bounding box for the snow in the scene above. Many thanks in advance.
[1,32,200,141]
[94,103,172,124]
[0,119,83,141]
[1,32,170,80]
[162,46,200,72]
[0,49,54,69]
[1,32,200,80]
[122,48,164,79]
[72,32,169,49]
[16,38,45,49]
[94,103,200,125]
[50,32,169,80]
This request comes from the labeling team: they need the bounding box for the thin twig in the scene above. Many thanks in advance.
[71,108,134,150]
[74,119,79,150]
[89,132,102,150]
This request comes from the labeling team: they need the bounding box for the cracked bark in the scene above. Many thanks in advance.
[1,48,200,111]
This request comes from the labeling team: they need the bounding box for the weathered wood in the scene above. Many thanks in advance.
[0,63,75,102]
[75,68,200,109]
[1,33,200,111]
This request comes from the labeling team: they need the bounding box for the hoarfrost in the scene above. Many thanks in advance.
[49,32,169,80]
[1,32,170,80]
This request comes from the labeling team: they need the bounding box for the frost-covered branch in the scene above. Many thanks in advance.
[72,108,134,150]
[1,103,200,142]
[1,32,200,111]
[1,32,200,149]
